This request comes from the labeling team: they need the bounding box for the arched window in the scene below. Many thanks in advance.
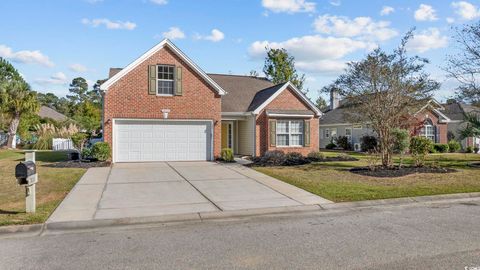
[421,119,435,141]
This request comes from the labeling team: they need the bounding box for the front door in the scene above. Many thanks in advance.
[221,122,233,150]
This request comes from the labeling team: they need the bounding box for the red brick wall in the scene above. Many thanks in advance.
[255,86,320,156]
[103,46,222,159]
[412,108,448,144]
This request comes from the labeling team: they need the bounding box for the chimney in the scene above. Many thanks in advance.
[330,88,340,110]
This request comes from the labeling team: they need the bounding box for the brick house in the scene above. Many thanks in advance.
[319,89,451,150]
[100,39,321,162]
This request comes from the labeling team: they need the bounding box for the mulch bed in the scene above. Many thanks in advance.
[350,166,457,178]
[44,160,111,168]
[316,156,359,162]
[469,162,480,168]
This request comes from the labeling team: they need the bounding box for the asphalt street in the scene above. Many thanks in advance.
[1,199,479,269]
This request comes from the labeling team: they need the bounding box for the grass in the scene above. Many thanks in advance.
[255,152,480,202]
[0,150,86,226]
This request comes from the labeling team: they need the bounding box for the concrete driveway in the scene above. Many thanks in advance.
[48,162,331,223]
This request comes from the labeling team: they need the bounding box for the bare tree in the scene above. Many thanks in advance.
[332,31,439,167]
[445,22,480,106]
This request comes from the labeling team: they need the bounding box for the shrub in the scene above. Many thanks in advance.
[433,143,449,153]
[284,152,310,166]
[448,140,461,153]
[466,146,474,153]
[391,129,410,154]
[410,136,433,167]
[259,150,286,166]
[307,151,325,161]
[360,135,377,152]
[325,142,336,149]
[475,147,479,154]
[336,136,352,150]
[220,148,234,162]
[91,142,111,161]
[81,147,92,159]
[71,132,88,150]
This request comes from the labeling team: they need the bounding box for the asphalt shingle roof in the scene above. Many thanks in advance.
[37,106,68,122]
[207,74,276,112]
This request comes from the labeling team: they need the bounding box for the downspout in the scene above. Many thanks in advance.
[100,90,105,142]
[252,112,257,157]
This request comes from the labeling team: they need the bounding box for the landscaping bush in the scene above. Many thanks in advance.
[410,136,433,167]
[392,129,410,154]
[475,147,479,154]
[284,152,310,166]
[81,147,92,159]
[220,148,234,162]
[360,135,377,152]
[466,146,474,153]
[336,136,352,150]
[325,142,336,149]
[433,143,449,153]
[91,142,111,161]
[71,132,88,151]
[259,150,286,166]
[448,140,461,153]
[307,151,325,161]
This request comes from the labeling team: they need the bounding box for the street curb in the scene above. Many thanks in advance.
[3,192,480,235]
[0,223,44,236]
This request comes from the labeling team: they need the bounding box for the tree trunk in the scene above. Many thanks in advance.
[6,113,20,149]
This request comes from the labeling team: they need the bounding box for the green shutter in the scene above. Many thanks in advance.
[269,119,276,147]
[148,65,156,95]
[304,120,310,147]
[175,66,183,96]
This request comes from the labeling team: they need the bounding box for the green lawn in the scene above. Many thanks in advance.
[255,152,480,202]
[0,150,86,226]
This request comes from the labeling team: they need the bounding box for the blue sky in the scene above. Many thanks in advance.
[1,0,479,103]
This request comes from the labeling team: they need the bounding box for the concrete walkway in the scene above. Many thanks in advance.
[47,162,332,224]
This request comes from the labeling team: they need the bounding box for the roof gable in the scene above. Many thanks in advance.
[100,39,226,95]
[251,82,322,116]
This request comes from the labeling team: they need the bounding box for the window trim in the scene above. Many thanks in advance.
[345,127,352,141]
[325,128,330,139]
[276,120,304,147]
[156,64,175,96]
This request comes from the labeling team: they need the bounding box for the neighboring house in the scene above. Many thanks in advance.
[37,106,68,122]
[319,89,451,150]
[442,100,480,149]
[100,39,321,163]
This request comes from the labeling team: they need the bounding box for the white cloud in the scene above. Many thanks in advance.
[261,0,315,13]
[69,64,87,73]
[249,35,373,74]
[150,0,168,5]
[81,18,136,30]
[162,27,185,40]
[195,29,225,42]
[85,0,103,3]
[452,1,480,20]
[313,15,398,42]
[414,4,438,21]
[0,44,54,67]
[446,17,455,23]
[406,28,448,53]
[34,72,68,86]
[380,6,395,16]
[330,0,341,7]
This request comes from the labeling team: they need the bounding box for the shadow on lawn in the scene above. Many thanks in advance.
[0,209,22,215]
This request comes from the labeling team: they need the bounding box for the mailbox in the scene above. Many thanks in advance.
[15,161,36,185]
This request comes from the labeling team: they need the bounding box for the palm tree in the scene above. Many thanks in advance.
[461,112,480,139]
[1,80,39,148]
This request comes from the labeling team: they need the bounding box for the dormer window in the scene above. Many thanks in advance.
[157,65,175,95]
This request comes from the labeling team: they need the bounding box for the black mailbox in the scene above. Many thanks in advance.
[15,161,36,181]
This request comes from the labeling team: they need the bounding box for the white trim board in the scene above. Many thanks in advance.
[100,39,227,96]
[252,82,322,117]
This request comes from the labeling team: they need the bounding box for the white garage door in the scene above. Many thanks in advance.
[114,120,212,162]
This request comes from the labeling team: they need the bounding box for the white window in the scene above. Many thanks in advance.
[325,129,330,138]
[345,128,352,141]
[157,65,174,95]
[276,120,304,147]
[421,119,435,141]
[331,128,337,138]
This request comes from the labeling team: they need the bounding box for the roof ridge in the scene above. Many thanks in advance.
[207,73,269,79]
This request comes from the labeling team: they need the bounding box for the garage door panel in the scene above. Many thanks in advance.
[115,120,211,162]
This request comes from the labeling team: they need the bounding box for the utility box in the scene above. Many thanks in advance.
[15,161,37,185]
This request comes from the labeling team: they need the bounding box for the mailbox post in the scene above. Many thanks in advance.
[15,150,38,213]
